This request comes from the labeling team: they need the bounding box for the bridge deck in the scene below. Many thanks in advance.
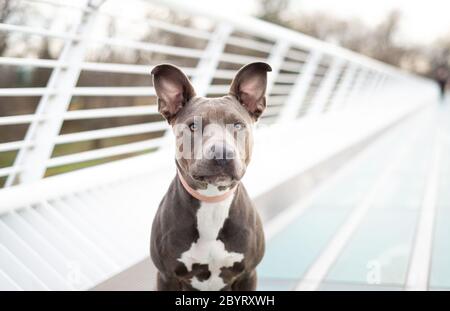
[258,100,450,291]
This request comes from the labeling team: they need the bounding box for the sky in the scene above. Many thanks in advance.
[193,0,450,45]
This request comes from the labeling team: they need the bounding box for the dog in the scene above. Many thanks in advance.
[150,62,271,291]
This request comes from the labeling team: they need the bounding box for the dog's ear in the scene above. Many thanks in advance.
[151,64,196,123]
[229,62,272,121]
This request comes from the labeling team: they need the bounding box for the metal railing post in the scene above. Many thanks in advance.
[344,69,371,109]
[191,22,232,96]
[362,72,382,106]
[373,74,387,95]
[277,50,322,122]
[329,63,357,111]
[309,58,344,115]
[266,40,290,94]
[6,0,102,186]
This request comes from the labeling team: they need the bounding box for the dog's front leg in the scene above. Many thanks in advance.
[231,270,257,291]
[156,272,183,291]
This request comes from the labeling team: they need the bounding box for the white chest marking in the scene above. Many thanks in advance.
[178,192,244,291]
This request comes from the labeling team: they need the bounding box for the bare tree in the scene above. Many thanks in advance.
[0,0,19,55]
[367,11,407,65]
[257,0,289,26]
[428,38,450,69]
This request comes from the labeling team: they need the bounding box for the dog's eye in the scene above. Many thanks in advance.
[234,122,244,130]
[189,123,198,131]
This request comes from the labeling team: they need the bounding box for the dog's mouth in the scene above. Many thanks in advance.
[187,160,246,188]
[192,173,234,186]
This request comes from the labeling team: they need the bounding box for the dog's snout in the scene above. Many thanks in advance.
[209,143,235,166]
[215,158,229,167]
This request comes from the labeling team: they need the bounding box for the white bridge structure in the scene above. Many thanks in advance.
[0,0,447,291]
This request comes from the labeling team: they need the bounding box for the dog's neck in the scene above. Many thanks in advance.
[177,170,237,203]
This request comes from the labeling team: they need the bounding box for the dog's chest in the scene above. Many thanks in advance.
[178,195,244,291]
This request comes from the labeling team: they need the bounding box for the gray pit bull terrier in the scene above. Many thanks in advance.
[150,62,271,291]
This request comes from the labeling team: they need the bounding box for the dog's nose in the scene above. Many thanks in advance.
[210,143,235,166]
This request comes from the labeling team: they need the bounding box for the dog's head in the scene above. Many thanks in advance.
[151,62,271,191]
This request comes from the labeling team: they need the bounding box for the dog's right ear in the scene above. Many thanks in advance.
[151,64,196,124]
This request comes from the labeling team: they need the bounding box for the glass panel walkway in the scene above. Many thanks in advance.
[258,99,450,291]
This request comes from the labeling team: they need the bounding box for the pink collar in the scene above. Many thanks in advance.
[177,170,237,203]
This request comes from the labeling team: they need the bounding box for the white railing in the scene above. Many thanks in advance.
[0,0,435,189]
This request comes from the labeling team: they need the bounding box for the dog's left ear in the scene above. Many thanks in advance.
[229,62,272,121]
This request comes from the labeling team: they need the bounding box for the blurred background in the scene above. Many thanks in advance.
[0,0,448,291]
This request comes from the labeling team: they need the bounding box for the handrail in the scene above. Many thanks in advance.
[47,138,165,168]
[55,122,167,144]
